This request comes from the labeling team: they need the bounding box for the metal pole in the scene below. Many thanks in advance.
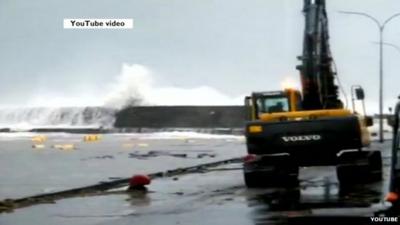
[379,29,384,143]
[351,85,356,113]
[339,11,400,143]
[373,41,400,142]
[362,99,367,116]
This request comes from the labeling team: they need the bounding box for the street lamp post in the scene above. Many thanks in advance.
[380,42,400,55]
[339,11,400,143]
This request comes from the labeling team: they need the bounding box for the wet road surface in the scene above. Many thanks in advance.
[0,132,395,224]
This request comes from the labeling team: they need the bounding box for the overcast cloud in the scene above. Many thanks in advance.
[0,0,399,113]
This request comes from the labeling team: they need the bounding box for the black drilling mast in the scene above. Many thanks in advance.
[297,0,343,110]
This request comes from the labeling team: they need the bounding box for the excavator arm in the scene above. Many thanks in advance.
[297,0,342,110]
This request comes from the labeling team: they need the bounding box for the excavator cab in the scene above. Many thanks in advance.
[245,89,302,120]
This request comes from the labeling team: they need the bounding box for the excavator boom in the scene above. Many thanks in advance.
[297,0,342,110]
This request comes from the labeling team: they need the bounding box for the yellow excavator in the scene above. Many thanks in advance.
[243,0,382,187]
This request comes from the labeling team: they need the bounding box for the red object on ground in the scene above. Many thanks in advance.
[129,174,151,188]
[386,192,399,203]
[243,154,257,163]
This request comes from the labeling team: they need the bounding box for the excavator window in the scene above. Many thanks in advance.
[256,96,289,114]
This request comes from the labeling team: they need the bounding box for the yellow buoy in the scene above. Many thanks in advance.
[83,134,101,142]
[32,135,47,143]
[53,144,75,150]
[32,144,45,149]
[122,143,135,148]
[137,143,149,147]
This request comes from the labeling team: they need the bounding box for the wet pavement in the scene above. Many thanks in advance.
[0,132,395,224]
[0,132,244,199]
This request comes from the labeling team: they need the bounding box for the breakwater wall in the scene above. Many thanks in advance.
[114,106,246,128]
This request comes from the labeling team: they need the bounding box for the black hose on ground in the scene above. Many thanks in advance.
[0,157,242,213]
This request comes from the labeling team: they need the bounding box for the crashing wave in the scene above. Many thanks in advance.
[0,107,116,130]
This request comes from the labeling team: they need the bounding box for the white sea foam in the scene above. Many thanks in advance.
[0,107,115,130]
[103,64,243,108]
[0,64,243,129]
[116,131,244,140]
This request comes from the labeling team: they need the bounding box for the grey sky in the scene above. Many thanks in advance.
[0,0,400,112]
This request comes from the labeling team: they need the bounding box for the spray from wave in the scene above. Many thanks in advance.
[103,64,243,108]
[0,107,116,130]
[0,64,243,129]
